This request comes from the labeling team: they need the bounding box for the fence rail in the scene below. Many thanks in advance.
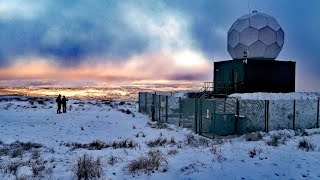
[139,92,320,138]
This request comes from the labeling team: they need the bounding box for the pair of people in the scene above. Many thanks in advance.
[56,94,68,114]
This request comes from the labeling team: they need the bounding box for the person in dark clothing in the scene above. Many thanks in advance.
[56,94,62,114]
[61,96,68,113]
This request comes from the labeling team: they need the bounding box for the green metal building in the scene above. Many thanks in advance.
[213,59,296,94]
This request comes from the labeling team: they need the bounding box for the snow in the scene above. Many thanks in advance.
[173,90,196,99]
[0,95,320,179]
[229,92,320,100]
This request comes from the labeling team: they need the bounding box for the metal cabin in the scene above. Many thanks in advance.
[213,59,295,94]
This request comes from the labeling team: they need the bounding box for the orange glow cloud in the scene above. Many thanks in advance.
[0,50,212,86]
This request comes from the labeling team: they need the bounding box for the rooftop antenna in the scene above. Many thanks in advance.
[248,0,251,14]
[243,50,248,59]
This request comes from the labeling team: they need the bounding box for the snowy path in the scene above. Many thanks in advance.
[0,96,320,179]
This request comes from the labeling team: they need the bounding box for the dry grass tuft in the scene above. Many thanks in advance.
[146,135,176,148]
[73,154,103,180]
[298,138,315,152]
[248,147,263,158]
[125,150,168,175]
[107,155,123,166]
[64,139,138,150]
[167,149,178,155]
[185,133,211,147]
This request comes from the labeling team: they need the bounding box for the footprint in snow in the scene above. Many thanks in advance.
[254,162,262,167]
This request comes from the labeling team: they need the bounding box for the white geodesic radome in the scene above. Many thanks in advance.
[227,11,284,60]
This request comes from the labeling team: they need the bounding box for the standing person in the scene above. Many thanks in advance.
[62,95,68,113]
[56,94,62,114]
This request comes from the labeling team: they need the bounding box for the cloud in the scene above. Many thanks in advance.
[0,0,212,66]
[1,0,320,90]
[0,0,213,85]
[0,0,151,66]
[120,1,192,52]
[0,0,45,20]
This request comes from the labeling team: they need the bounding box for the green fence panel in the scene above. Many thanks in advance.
[225,98,237,113]
[158,95,167,123]
[296,100,318,129]
[146,93,154,116]
[199,99,216,138]
[239,100,265,132]
[139,92,146,113]
[269,100,294,131]
[180,98,196,131]
[214,99,226,113]
[212,113,236,136]
[167,96,180,126]
[154,95,160,121]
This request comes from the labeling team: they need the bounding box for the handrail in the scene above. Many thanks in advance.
[202,82,214,91]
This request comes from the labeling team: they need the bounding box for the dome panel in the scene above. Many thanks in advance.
[234,19,250,32]
[265,43,281,59]
[239,27,259,46]
[228,19,238,33]
[259,13,273,18]
[228,30,240,48]
[239,13,254,20]
[267,17,280,31]
[227,45,236,59]
[259,26,277,46]
[249,41,267,58]
[277,28,284,47]
[249,14,267,29]
[234,43,249,59]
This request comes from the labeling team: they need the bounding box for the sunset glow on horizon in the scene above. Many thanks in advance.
[0,50,211,86]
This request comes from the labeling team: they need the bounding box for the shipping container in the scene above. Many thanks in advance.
[213,59,295,94]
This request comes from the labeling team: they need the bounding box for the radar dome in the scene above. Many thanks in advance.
[227,11,284,60]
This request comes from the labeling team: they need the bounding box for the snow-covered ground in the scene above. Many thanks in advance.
[0,95,320,179]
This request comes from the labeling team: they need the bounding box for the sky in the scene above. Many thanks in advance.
[0,0,320,91]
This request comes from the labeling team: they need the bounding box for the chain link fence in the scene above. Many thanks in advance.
[268,100,293,130]
[239,100,265,132]
[138,92,320,138]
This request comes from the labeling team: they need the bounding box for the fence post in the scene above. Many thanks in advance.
[293,100,296,130]
[267,100,269,132]
[224,98,226,113]
[179,97,182,127]
[235,99,239,134]
[264,100,267,132]
[195,98,198,134]
[165,96,168,122]
[152,93,156,121]
[144,92,147,113]
[199,99,202,135]
[138,92,141,112]
[317,98,319,128]
[212,100,216,139]
[264,100,269,132]
[158,95,161,122]
[292,99,296,130]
